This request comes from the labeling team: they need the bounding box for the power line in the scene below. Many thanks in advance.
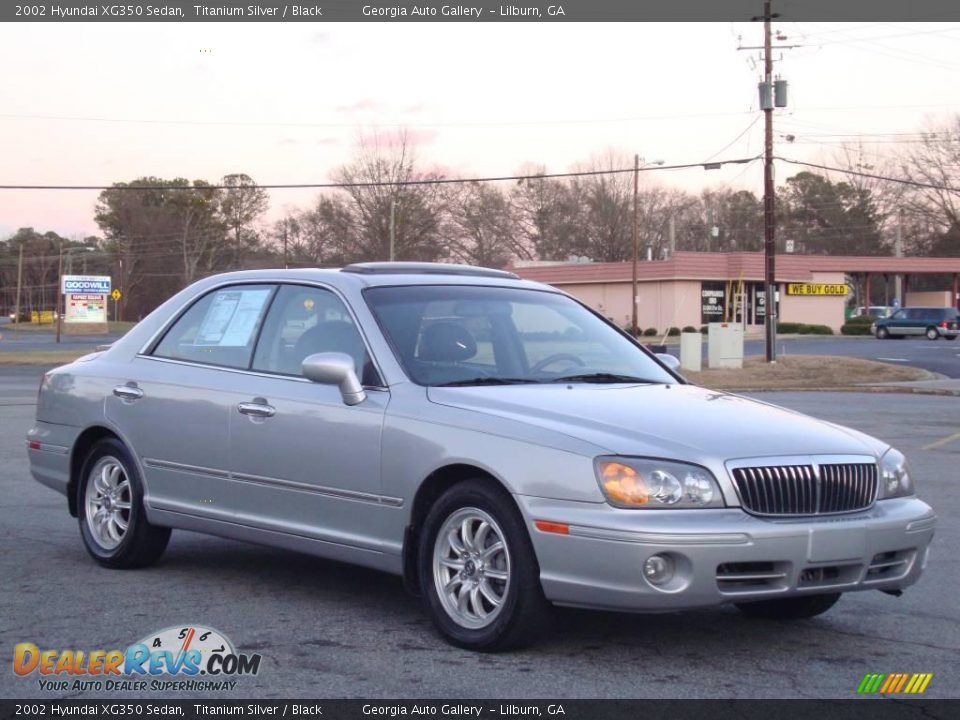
[0,156,759,192]
[776,156,960,192]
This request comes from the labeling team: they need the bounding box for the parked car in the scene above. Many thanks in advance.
[28,263,936,650]
[872,306,959,340]
[852,305,892,319]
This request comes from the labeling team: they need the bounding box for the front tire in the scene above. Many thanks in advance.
[78,438,170,569]
[875,327,889,339]
[418,479,551,651]
[736,592,841,620]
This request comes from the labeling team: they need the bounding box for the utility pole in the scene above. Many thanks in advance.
[762,0,777,363]
[894,209,903,307]
[55,241,63,344]
[631,154,640,337]
[668,215,676,258]
[14,243,23,327]
[283,219,289,269]
[389,198,397,262]
[117,257,124,323]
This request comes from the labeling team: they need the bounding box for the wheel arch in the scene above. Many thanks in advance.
[68,426,121,517]
[402,463,516,596]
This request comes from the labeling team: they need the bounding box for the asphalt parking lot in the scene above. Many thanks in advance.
[0,365,957,699]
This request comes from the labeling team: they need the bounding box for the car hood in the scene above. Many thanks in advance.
[427,383,886,461]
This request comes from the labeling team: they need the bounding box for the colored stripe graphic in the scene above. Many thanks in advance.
[857,673,933,694]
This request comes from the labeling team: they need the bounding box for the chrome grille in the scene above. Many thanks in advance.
[731,462,877,516]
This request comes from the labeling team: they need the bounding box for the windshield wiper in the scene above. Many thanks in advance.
[434,377,540,387]
[548,372,661,384]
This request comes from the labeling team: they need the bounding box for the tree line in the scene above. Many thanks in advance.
[2,118,959,319]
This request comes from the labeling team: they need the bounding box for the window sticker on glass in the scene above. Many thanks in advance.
[195,289,271,347]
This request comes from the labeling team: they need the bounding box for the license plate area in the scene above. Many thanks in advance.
[808,525,866,562]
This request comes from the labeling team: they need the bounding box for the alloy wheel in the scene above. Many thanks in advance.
[84,456,132,550]
[432,507,512,629]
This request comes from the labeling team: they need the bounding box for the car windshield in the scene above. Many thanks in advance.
[364,285,677,387]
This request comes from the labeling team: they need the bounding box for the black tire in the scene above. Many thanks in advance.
[417,479,552,651]
[944,335,957,341]
[875,327,889,339]
[735,592,841,620]
[77,437,170,569]
[925,327,939,341]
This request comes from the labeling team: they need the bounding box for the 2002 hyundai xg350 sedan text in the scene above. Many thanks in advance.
[28,263,936,650]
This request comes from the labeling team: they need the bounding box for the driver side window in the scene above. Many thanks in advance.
[251,285,379,385]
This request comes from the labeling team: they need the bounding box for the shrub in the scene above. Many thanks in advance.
[642,327,658,337]
[841,321,874,336]
[777,321,804,334]
[667,327,681,336]
[700,325,709,334]
[682,325,698,333]
[805,324,834,335]
[845,315,875,326]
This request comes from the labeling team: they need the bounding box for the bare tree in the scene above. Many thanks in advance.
[568,151,634,262]
[508,165,579,261]
[899,117,960,235]
[442,183,526,267]
[220,173,269,268]
[332,131,446,262]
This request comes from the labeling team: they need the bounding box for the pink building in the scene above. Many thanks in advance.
[511,252,960,334]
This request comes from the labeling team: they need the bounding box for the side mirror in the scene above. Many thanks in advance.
[302,352,366,406]
[655,353,681,373]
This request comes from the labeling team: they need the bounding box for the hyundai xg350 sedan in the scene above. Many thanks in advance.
[28,263,936,650]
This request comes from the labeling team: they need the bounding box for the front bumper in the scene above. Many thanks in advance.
[518,495,936,611]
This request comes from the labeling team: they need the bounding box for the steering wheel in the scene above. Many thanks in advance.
[530,353,586,374]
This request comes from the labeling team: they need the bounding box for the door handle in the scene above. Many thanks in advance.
[237,402,276,418]
[113,384,144,401]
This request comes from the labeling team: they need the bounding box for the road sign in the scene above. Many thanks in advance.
[111,289,122,301]
[62,275,111,294]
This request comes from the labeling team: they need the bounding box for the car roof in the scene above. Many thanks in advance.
[200,264,558,292]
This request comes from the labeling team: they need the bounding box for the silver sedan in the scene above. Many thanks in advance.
[27,263,936,650]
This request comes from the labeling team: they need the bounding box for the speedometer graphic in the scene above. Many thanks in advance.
[134,625,235,671]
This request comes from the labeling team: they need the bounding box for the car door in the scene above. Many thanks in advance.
[885,309,910,336]
[106,283,276,518]
[225,283,392,554]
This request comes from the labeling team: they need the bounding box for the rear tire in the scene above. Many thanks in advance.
[925,327,939,340]
[418,479,552,651]
[944,335,956,341]
[736,592,841,620]
[875,327,889,339]
[77,438,170,569]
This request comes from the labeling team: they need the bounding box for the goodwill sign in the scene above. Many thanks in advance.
[62,275,111,294]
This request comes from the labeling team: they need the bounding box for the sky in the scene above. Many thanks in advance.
[1,20,959,239]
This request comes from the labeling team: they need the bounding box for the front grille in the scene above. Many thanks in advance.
[731,462,877,516]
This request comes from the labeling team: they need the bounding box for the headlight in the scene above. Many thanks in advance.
[595,457,725,509]
[878,448,914,499]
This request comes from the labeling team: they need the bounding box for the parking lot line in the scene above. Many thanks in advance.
[921,431,960,451]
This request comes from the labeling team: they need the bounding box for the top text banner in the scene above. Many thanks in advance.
[5,1,960,22]
[62,275,112,294]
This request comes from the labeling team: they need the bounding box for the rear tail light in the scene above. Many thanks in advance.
[941,321,949,329]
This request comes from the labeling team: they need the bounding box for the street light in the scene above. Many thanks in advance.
[631,156,665,338]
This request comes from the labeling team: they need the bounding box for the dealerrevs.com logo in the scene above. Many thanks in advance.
[13,625,262,692]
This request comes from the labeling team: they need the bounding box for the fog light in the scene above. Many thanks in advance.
[643,554,674,586]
